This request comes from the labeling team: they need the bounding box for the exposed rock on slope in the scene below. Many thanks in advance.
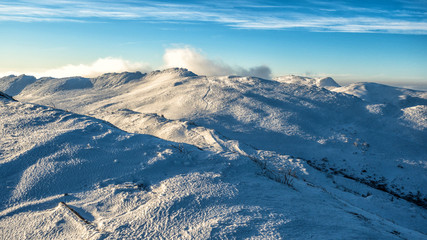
[0,91,15,101]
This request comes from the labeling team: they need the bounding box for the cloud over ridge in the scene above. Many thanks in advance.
[0,47,271,79]
[163,47,271,79]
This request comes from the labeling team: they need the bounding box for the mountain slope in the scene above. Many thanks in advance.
[274,75,341,88]
[3,94,426,239]
[2,68,427,238]
[13,69,427,207]
[0,75,37,96]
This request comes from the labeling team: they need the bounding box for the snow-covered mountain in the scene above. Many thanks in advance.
[0,74,37,96]
[274,75,341,88]
[1,69,426,239]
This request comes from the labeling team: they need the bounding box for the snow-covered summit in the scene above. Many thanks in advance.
[274,75,341,88]
[146,68,198,78]
[92,71,146,88]
[333,82,427,106]
[22,76,94,95]
[317,77,341,88]
[0,74,37,96]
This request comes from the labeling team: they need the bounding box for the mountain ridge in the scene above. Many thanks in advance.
[10,68,426,203]
[1,68,426,238]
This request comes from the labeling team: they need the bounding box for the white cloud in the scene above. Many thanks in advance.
[163,47,233,76]
[2,57,152,78]
[1,1,426,34]
[163,47,271,79]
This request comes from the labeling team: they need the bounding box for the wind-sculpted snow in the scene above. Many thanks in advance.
[2,69,427,238]
[19,76,93,95]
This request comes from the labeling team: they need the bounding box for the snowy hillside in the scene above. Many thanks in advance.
[0,75,37,96]
[1,69,427,239]
[274,75,341,88]
[10,69,427,204]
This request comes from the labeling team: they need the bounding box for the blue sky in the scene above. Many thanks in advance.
[0,0,427,85]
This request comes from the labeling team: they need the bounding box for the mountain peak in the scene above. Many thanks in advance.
[147,68,198,78]
[332,82,427,107]
[316,77,340,88]
[0,74,37,96]
[93,71,146,88]
[273,75,340,88]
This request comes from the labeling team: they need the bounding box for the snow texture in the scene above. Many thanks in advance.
[1,69,426,239]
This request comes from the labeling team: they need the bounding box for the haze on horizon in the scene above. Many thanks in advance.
[0,0,426,87]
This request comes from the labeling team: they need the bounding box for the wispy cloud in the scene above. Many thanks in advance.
[1,0,427,34]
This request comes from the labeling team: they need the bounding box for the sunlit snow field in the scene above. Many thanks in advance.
[1,69,426,239]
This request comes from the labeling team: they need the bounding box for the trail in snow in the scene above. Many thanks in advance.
[201,76,211,112]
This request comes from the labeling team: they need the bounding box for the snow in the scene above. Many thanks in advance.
[1,69,426,239]
[401,105,427,130]
[0,75,36,96]
[273,75,341,88]
[332,82,427,106]
[92,71,146,88]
